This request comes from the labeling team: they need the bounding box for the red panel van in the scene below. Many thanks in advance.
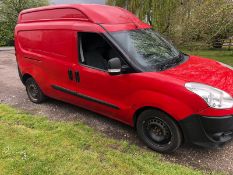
[15,4,233,153]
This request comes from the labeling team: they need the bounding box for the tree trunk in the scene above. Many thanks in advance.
[212,36,224,49]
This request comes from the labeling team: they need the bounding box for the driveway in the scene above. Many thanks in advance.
[0,48,232,174]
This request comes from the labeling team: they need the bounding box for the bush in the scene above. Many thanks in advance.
[0,0,49,46]
[108,0,233,49]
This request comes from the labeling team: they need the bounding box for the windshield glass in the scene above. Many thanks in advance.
[110,29,184,72]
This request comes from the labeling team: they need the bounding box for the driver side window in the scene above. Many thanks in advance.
[79,32,121,70]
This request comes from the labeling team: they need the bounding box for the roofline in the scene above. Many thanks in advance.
[20,4,106,15]
[19,4,95,24]
[19,4,117,24]
[18,4,151,27]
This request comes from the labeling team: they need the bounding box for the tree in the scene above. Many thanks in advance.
[107,0,178,36]
[180,0,233,48]
[0,0,49,46]
[107,0,233,49]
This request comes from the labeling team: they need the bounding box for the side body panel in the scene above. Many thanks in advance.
[73,29,210,125]
[15,20,232,128]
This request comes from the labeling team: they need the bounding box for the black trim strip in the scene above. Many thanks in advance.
[51,85,120,110]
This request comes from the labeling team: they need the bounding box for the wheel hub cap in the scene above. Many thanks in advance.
[28,84,39,98]
[144,118,171,145]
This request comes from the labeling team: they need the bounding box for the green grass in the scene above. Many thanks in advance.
[0,104,210,175]
[182,49,233,66]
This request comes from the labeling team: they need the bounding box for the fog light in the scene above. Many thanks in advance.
[212,132,233,142]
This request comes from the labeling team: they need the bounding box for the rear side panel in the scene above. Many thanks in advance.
[16,28,77,98]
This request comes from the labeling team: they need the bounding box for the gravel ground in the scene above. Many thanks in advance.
[0,48,232,174]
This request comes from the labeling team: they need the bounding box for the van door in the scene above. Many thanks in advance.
[38,30,78,103]
[74,32,133,122]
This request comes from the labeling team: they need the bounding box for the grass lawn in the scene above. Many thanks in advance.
[183,49,233,66]
[0,104,211,175]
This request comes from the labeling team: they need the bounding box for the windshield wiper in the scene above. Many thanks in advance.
[156,53,184,71]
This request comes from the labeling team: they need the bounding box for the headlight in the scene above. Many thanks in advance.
[185,82,233,109]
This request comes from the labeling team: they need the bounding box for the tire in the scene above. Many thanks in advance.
[136,109,182,153]
[25,78,47,104]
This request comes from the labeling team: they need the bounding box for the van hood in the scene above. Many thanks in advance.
[161,55,233,96]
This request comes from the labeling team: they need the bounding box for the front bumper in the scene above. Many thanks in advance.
[179,114,233,147]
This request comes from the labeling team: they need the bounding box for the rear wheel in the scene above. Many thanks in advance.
[136,109,182,153]
[25,78,47,104]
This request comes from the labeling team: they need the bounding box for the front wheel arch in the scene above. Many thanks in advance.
[133,106,177,127]
[133,106,184,140]
[133,106,156,127]
[136,108,184,153]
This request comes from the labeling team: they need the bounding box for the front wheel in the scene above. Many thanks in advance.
[25,78,47,104]
[136,109,182,153]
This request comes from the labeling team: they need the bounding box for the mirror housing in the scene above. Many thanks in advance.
[107,57,122,75]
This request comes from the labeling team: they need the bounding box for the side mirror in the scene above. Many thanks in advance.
[107,57,122,75]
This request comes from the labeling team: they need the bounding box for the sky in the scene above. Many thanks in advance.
[51,0,106,5]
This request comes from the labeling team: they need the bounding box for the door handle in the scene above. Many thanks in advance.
[75,71,80,82]
[68,69,73,80]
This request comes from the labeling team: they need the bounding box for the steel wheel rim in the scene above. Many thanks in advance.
[28,84,39,100]
[143,117,172,146]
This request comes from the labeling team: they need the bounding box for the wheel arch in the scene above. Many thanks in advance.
[22,73,33,85]
[133,106,153,127]
[133,106,184,132]
[133,106,185,143]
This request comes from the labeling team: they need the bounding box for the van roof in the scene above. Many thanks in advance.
[18,4,144,25]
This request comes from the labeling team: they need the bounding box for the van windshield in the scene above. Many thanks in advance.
[110,29,185,72]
